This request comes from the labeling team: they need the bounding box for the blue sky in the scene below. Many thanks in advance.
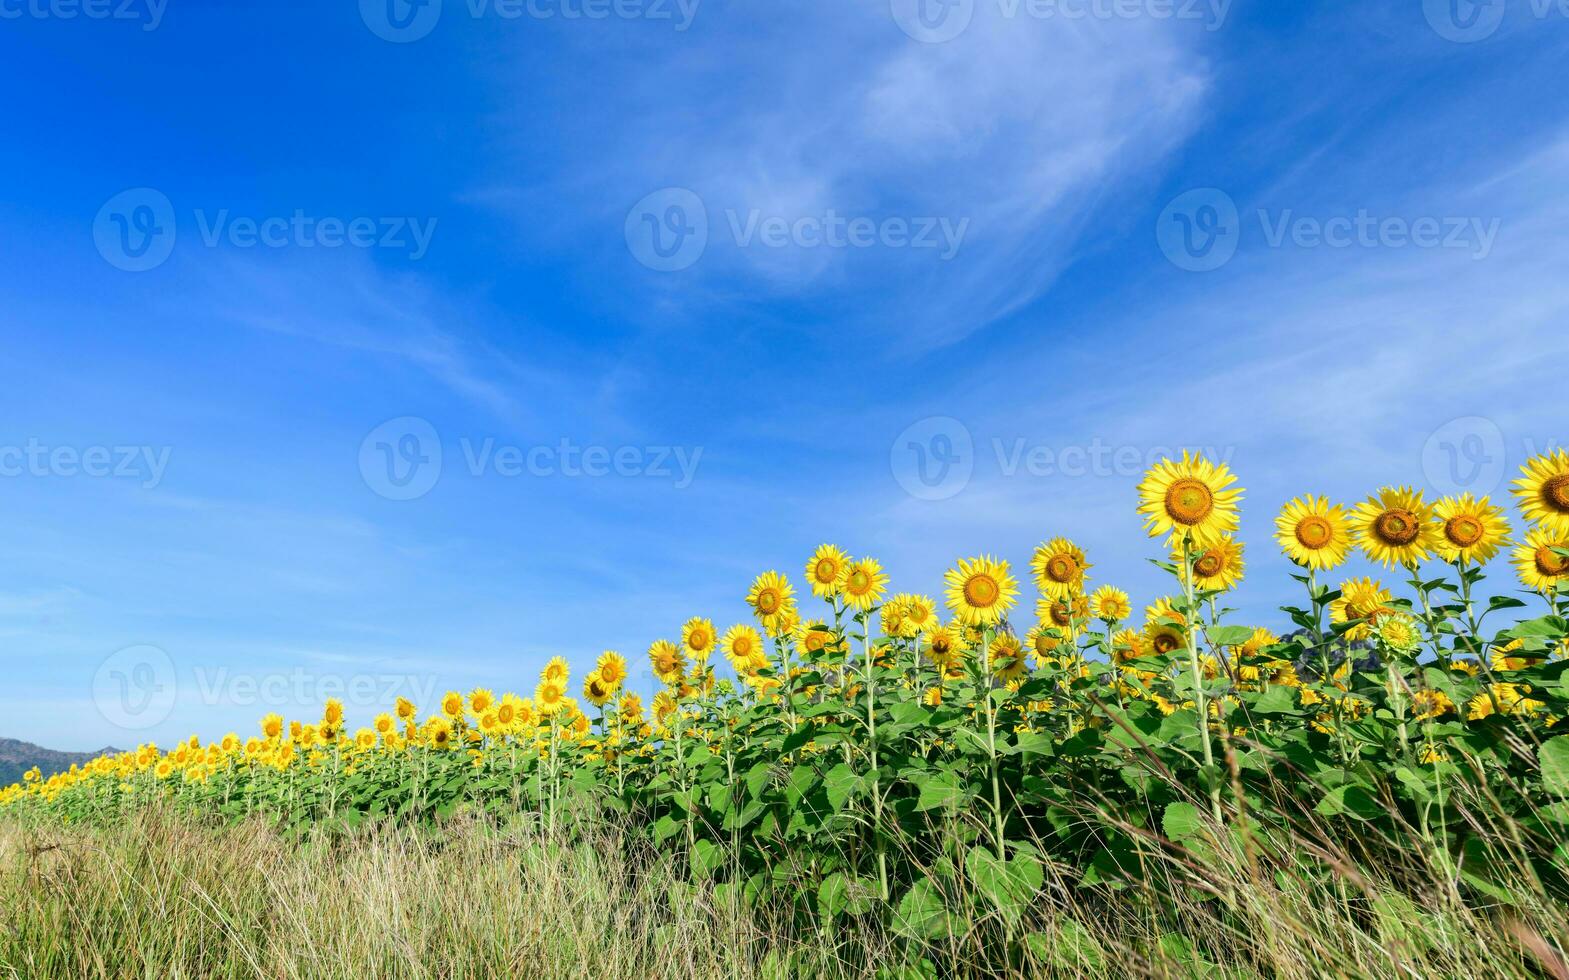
[2,0,1568,750]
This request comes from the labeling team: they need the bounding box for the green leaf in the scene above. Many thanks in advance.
[914,773,965,812]
[1161,802,1203,842]
[965,846,1042,920]
[893,878,959,939]
[1207,625,1255,647]
[690,839,722,877]
[1541,736,1569,796]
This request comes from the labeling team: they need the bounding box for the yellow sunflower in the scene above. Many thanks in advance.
[260,713,285,741]
[596,650,629,686]
[582,670,614,708]
[1175,534,1245,592]
[1329,577,1396,642]
[793,620,844,661]
[722,624,769,676]
[1351,487,1440,569]
[1028,624,1072,668]
[468,688,495,716]
[395,697,416,722]
[1143,598,1187,656]
[541,656,570,685]
[618,692,644,727]
[746,571,796,632]
[842,557,888,613]
[1111,628,1149,663]
[533,679,566,716]
[648,639,687,686]
[922,622,969,668]
[1514,449,1569,535]
[897,593,939,637]
[1513,527,1569,592]
[1490,639,1548,672]
[989,632,1029,683]
[1136,451,1243,546]
[804,544,850,598]
[1088,585,1131,624]
[440,691,465,719]
[1433,494,1512,565]
[681,617,717,663]
[1030,538,1090,600]
[945,555,1020,627]
[1037,595,1089,638]
[1274,495,1352,570]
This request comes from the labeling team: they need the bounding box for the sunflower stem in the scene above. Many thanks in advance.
[1184,537,1224,823]
[982,629,1007,861]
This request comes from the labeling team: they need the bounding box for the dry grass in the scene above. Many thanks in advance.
[2,804,1568,979]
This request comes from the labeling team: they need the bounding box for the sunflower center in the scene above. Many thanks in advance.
[813,559,838,583]
[1535,546,1569,577]
[1165,478,1215,525]
[847,570,870,594]
[1152,633,1181,655]
[1374,509,1421,546]
[1050,602,1072,626]
[1045,554,1079,583]
[1295,516,1333,549]
[964,574,999,608]
[1545,475,1569,511]
[690,630,710,649]
[1444,516,1484,548]
[757,589,780,614]
[1194,552,1224,577]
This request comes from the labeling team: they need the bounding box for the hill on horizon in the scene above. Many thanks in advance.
[0,738,118,788]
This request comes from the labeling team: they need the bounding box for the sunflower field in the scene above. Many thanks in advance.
[7,450,1569,976]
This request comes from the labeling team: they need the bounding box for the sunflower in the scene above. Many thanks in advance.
[746,571,796,632]
[989,632,1029,682]
[261,713,284,741]
[1433,494,1512,565]
[1137,451,1243,546]
[1028,624,1071,667]
[922,686,943,707]
[1373,613,1423,657]
[1038,595,1089,637]
[651,690,677,726]
[425,715,456,748]
[323,699,345,727]
[794,620,843,661]
[1467,683,1545,721]
[1490,639,1548,672]
[534,679,565,716]
[1274,495,1352,570]
[1514,449,1569,535]
[1351,487,1440,569]
[1143,598,1187,656]
[373,713,395,736]
[897,593,938,637]
[440,691,465,719]
[680,617,716,662]
[468,688,495,716]
[1238,627,1280,659]
[395,697,417,722]
[879,596,908,637]
[541,656,570,686]
[1513,527,1569,592]
[722,624,770,677]
[1088,585,1131,624]
[596,650,628,686]
[842,558,888,613]
[618,692,644,727]
[1329,578,1396,642]
[1411,689,1455,721]
[1111,628,1149,663]
[1175,534,1244,592]
[945,555,1020,627]
[582,670,614,708]
[1030,538,1090,600]
[648,639,687,686]
[805,544,850,598]
[922,622,968,668]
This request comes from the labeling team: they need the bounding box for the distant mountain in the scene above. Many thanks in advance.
[0,738,117,788]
